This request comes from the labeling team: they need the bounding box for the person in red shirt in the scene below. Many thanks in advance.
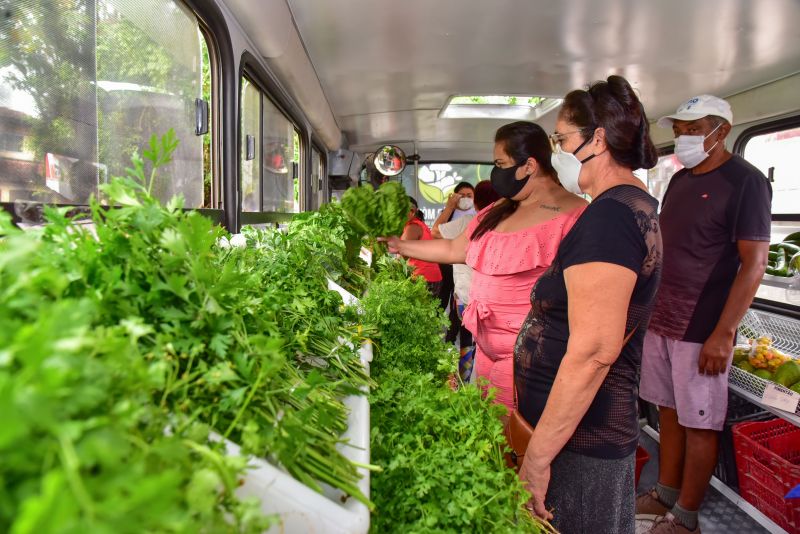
[401,196,442,297]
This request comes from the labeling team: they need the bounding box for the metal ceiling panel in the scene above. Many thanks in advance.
[287,0,800,160]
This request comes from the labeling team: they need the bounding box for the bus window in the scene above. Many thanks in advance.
[292,129,302,212]
[0,0,210,207]
[262,97,298,213]
[240,77,261,212]
[400,163,493,226]
[311,146,324,209]
[742,125,800,217]
[738,122,800,308]
[200,36,212,208]
[646,153,684,206]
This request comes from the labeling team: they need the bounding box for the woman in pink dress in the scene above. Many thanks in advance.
[385,121,586,411]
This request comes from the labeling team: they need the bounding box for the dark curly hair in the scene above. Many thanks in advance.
[560,75,658,171]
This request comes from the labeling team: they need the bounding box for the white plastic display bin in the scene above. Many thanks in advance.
[227,279,372,534]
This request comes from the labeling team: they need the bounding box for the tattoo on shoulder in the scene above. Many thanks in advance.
[540,204,561,212]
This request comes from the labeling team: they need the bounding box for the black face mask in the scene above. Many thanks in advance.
[490,163,530,199]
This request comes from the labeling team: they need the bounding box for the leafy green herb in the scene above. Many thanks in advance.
[370,369,540,533]
[341,182,410,238]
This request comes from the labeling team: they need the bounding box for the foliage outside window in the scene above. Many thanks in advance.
[292,130,301,212]
[0,0,210,207]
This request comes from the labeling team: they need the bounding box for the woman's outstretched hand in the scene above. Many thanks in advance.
[377,236,402,254]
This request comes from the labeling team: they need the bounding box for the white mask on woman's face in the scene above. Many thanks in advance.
[674,123,721,169]
[550,132,596,195]
[457,197,474,211]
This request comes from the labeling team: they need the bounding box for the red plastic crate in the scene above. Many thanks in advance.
[732,419,800,532]
[739,474,799,533]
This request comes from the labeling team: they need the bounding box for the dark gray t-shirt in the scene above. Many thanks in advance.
[649,155,772,343]
[514,185,662,459]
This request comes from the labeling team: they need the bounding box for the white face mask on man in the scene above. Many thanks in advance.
[674,123,721,169]
[457,197,474,211]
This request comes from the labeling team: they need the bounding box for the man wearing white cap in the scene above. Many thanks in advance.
[636,95,771,533]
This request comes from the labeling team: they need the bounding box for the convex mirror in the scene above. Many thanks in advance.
[372,145,406,176]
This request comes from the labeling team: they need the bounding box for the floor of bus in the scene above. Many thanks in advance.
[636,431,769,533]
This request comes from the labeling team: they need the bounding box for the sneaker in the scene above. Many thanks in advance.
[635,488,670,520]
[646,513,701,534]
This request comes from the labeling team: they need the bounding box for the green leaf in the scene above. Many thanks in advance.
[186,468,221,515]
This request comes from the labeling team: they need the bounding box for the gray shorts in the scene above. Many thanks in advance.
[639,330,730,431]
[547,449,635,534]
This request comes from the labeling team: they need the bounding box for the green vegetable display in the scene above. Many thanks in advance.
[766,238,800,277]
[0,224,270,528]
[360,259,544,533]
[1,131,544,533]
[0,131,374,531]
[370,369,540,533]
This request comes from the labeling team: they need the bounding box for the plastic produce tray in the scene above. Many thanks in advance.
[732,310,800,416]
[733,419,800,532]
[226,341,372,534]
[715,393,773,490]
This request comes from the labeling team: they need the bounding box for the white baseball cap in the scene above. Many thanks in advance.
[657,94,733,128]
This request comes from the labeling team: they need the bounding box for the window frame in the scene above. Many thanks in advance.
[187,0,237,231]
[238,52,311,225]
[733,115,800,222]
[310,139,328,209]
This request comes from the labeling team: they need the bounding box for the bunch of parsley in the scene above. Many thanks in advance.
[0,211,271,533]
[370,369,540,533]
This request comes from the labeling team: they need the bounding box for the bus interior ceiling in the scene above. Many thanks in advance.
[221,0,800,164]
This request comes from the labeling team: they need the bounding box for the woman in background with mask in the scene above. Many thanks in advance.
[432,181,477,238]
[432,181,476,345]
[436,180,500,382]
[383,121,586,409]
[514,75,661,534]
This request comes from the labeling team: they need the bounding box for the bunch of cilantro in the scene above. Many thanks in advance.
[359,265,453,379]
[341,182,410,238]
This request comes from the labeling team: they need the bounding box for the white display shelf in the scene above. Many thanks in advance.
[761,272,800,288]
[226,341,373,534]
[728,382,800,428]
[733,309,800,427]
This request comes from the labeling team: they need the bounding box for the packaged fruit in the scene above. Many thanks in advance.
[733,345,751,364]
[746,334,789,370]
